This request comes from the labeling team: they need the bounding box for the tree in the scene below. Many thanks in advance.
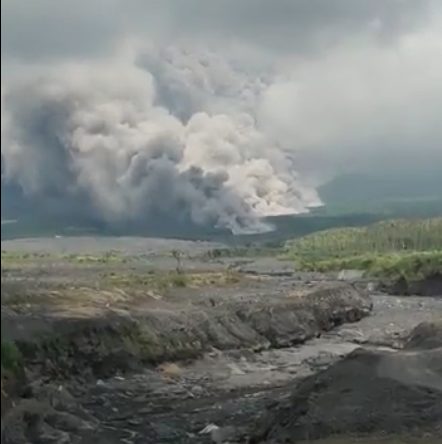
[171,250,183,274]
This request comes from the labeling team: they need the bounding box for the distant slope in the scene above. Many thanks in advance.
[320,170,442,202]
[3,170,441,241]
[286,217,442,261]
[319,172,442,216]
[285,218,442,292]
[1,179,379,242]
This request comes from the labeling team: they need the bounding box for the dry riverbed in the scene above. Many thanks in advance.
[1,237,441,443]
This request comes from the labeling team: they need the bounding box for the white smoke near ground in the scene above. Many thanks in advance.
[1,51,322,233]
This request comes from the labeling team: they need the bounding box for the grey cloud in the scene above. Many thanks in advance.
[129,0,433,53]
[1,0,434,62]
[137,45,270,122]
[1,0,122,61]
[258,24,442,181]
[1,0,441,232]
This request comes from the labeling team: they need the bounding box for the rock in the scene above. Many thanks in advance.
[199,424,219,434]
[1,399,50,444]
[380,273,442,297]
[211,425,237,443]
[404,320,442,350]
[337,269,365,281]
[253,323,442,442]
[157,362,182,379]
[189,385,205,397]
[35,422,71,444]
[11,282,372,380]
[28,382,77,412]
[46,410,95,433]
[1,392,97,444]
[227,363,245,375]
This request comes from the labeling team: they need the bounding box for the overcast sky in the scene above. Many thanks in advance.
[0,1,436,58]
[3,0,441,171]
[1,1,441,229]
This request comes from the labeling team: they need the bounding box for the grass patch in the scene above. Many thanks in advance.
[204,247,281,259]
[170,273,188,287]
[1,341,23,375]
[285,218,442,262]
[285,218,442,283]
[2,271,241,311]
[1,250,53,265]
[286,217,442,281]
[102,270,241,293]
[297,251,442,281]
[63,251,129,264]
[1,250,131,266]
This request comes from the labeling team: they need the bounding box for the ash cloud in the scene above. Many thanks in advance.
[1,60,320,233]
[2,0,441,232]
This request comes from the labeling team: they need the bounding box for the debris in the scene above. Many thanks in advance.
[211,425,237,443]
[157,362,182,379]
[199,424,219,434]
[227,363,245,375]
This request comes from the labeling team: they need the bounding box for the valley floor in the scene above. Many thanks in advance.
[1,237,441,443]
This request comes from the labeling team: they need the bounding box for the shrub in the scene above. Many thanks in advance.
[170,273,188,287]
[1,341,23,374]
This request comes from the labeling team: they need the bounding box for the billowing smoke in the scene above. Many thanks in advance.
[1,53,321,233]
[2,0,441,233]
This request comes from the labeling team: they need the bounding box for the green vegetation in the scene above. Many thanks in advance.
[1,250,53,264]
[286,218,442,280]
[103,270,240,293]
[170,273,188,287]
[1,341,23,375]
[1,270,241,311]
[286,218,442,261]
[205,246,281,259]
[299,251,442,280]
[1,250,130,266]
[63,251,129,264]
